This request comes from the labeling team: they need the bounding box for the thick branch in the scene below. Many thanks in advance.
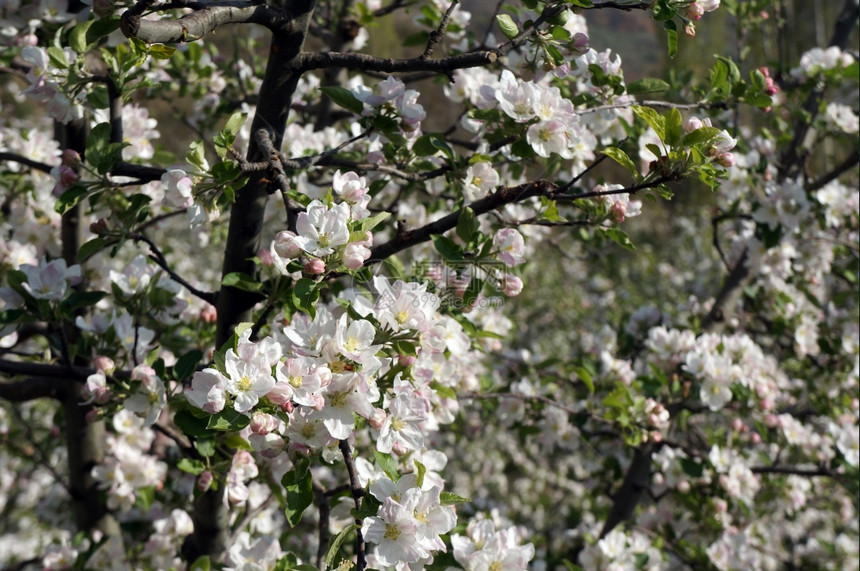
[368,179,556,263]
[295,49,496,75]
[121,0,287,43]
[0,376,71,401]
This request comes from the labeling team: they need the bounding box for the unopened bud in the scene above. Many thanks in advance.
[304,258,325,275]
[94,355,115,374]
[61,149,81,166]
[368,408,387,430]
[197,470,213,492]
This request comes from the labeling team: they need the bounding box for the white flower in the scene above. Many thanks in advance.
[224,346,276,413]
[123,365,166,426]
[493,228,526,267]
[186,368,228,413]
[20,257,81,301]
[294,200,351,256]
[362,495,428,566]
[376,390,430,454]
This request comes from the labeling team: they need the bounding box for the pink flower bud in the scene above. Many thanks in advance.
[258,248,274,267]
[200,304,217,323]
[713,498,728,513]
[197,470,213,492]
[398,354,416,367]
[61,149,81,166]
[684,117,704,133]
[274,231,302,259]
[368,408,387,430]
[94,355,115,374]
[572,33,589,55]
[250,412,276,435]
[502,274,523,297]
[749,432,761,444]
[685,22,696,37]
[281,401,294,413]
[676,480,691,493]
[686,2,704,20]
[652,473,665,486]
[304,258,325,275]
[717,152,736,168]
[90,218,109,235]
[731,418,744,432]
[85,409,103,424]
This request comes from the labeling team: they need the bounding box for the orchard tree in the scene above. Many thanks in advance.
[0,0,858,569]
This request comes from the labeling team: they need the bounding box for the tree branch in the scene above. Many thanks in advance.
[368,179,556,264]
[0,151,54,174]
[338,439,366,571]
[294,49,497,75]
[121,0,288,43]
[0,376,71,401]
[132,232,218,304]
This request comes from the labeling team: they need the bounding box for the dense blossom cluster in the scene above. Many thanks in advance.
[0,1,857,570]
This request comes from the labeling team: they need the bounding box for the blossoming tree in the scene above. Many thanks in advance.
[0,0,858,569]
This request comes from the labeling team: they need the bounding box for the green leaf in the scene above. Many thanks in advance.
[575,366,594,394]
[431,234,463,262]
[54,186,90,215]
[352,489,382,519]
[440,491,470,505]
[195,437,216,457]
[412,134,454,159]
[86,16,122,44]
[177,458,206,475]
[320,86,364,115]
[679,457,703,478]
[174,349,203,382]
[373,450,400,482]
[135,486,155,511]
[414,460,426,489]
[75,238,109,263]
[186,139,207,171]
[222,272,262,293]
[496,14,519,39]
[69,20,94,53]
[663,20,678,59]
[207,408,251,431]
[46,46,68,69]
[149,43,175,60]
[600,227,636,250]
[173,410,212,438]
[224,433,253,451]
[62,291,108,311]
[601,147,637,175]
[189,556,211,571]
[292,278,320,316]
[664,107,683,146]
[632,106,665,141]
[456,207,480,244]
[353,211,391,234]
[679,126,722,147]
[282,464,314,527]
[325,524,359,569]
[626,78,670,95]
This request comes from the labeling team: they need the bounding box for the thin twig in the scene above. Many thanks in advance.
[338,439,366,571]
[131,233,218,304]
